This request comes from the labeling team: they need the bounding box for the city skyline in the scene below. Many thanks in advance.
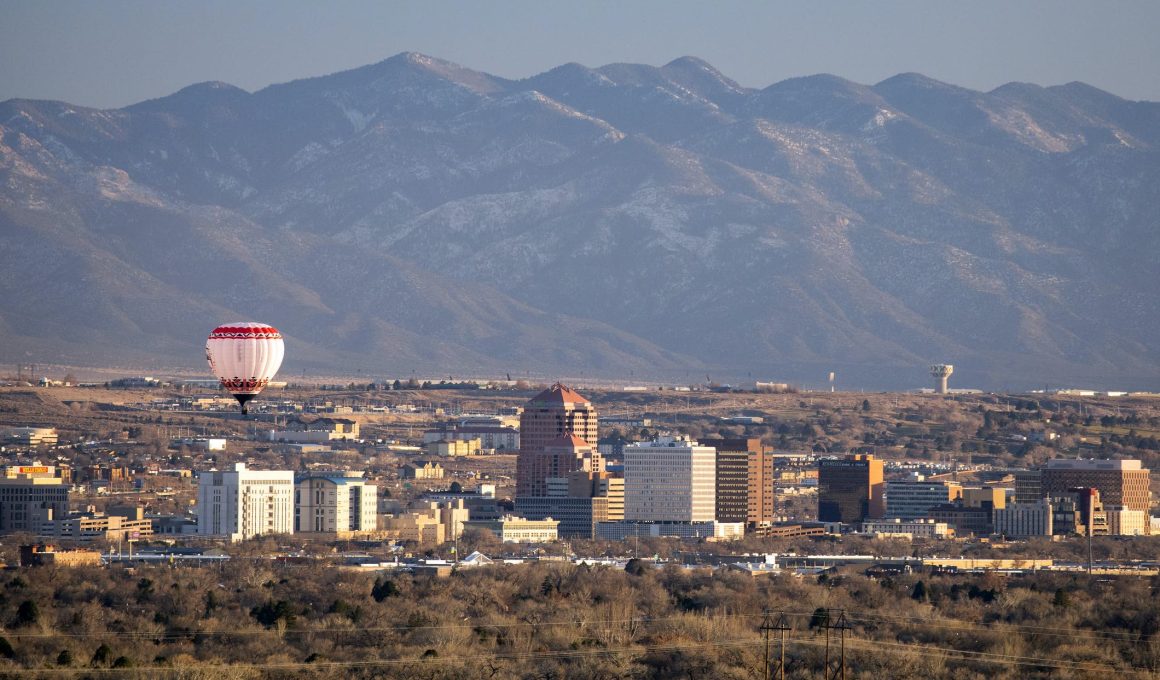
[1,3,1156,674]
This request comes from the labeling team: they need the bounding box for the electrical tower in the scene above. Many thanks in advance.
[13,364,39,384]
[822,609,852,680]
[760,609,792,680]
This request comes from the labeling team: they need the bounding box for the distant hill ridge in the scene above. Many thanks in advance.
[2,53,1158,389]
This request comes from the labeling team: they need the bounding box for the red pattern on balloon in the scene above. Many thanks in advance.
[209,326,282,339]
[218,376,270,393]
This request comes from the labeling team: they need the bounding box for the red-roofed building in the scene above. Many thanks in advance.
[528,383,591,406]
[539,434,603,492]
[516,383,599,497]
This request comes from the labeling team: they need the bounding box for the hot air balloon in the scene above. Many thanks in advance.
[205,322,284,415]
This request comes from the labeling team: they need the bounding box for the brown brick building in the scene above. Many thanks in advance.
[700,437,775,527]
[516,384,598,497]
[1035,459,1151,534]
[1038,459,1151,511]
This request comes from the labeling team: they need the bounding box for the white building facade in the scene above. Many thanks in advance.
[993,500,1053,538]
[884,481,961,520]
[423,426,520,451]
[624,436,716,522]
[294,471,378,537]
[197,463,294,541]
[862,518,951,539]
[462,516,558,543]
[595,520,744,541]
[1107,506,1148,536]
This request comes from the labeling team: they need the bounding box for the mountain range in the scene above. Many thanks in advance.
[2,53,1158,389]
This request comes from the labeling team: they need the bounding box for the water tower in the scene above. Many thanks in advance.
[930,364,953,394]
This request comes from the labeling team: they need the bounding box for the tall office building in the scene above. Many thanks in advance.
[818,454,884,524]
[1013,470,1042,504]
[1050,488,1109,537]
[884,481,962,520]
[516,470,624,538]
[747,449,776,526]
[1039,459,1151,516]
[624,435,716,522]
[294,471,378,537]
[516,383,598,497]
[197,463,294,541]
[0,467,69,533]
[994,500,1053,538]
[544,434,603,482]
[700,437,774,527]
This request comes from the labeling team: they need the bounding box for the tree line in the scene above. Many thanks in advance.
[0,554,1158,678]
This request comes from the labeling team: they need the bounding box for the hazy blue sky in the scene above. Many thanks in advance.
[3,0,1159,108]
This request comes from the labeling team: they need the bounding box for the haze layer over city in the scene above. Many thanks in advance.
[2,3,1159,678]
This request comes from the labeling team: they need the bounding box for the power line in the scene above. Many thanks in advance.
[0,600,1146,677]
[790,635,1122,674]
[0,613,742,639]
[2,607,1148,646]
[9,632,1130,677]
[845,611,1146,643]
[0,639,761,676]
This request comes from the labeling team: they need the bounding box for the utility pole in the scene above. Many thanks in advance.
[762,609,771,680]
[825,609,851,680]
[823,611,830,677]
[760,609,791,680]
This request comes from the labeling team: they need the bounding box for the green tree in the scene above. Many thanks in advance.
[15,599,39,626]
[204,589,219,618]
[136,578,154,603]
[328,599,361,623]
[625,558,652,576]
[911,580,929,603]
[250,600,297,628]
[371,577,400,602]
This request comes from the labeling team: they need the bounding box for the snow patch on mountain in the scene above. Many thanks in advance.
[612,187,705,254]
[340,104,373,133]
[88,166,168,207]
[984,106,1075,152]
[862,108,898,130]
[287,142,332,172]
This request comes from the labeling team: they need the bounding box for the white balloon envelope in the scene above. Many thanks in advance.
[205,322,284,414]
